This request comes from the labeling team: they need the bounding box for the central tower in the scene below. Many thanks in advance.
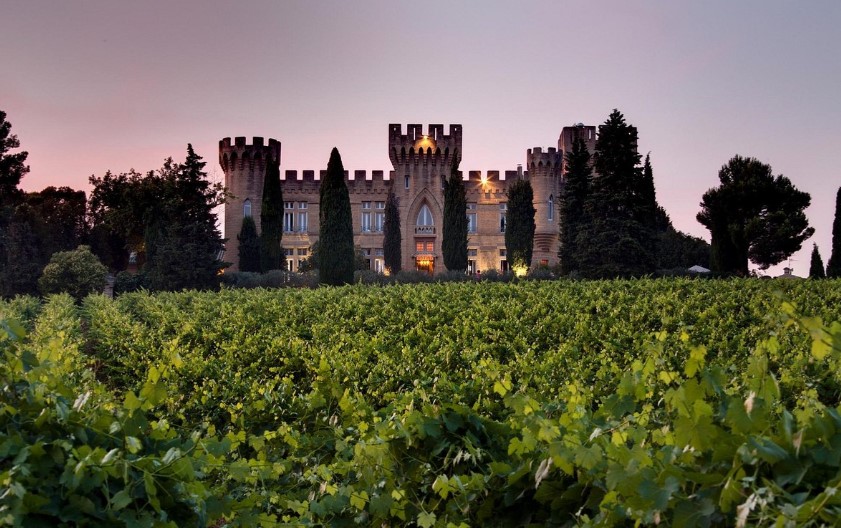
[388,124,462,273]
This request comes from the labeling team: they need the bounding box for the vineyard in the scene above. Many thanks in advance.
[2,279,841,526]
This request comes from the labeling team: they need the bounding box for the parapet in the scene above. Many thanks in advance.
[388,123,462,167]
[527,147,563,170]
[219,136,281,172]
[558,125,596,155]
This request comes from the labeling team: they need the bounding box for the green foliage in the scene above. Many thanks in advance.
[698,155,814,275]
[0,203,50,297]
[827,187,841,278]
[10,281,841,526]
[655,207,711,269]
[259,156,283,272]
[577,109,656,277]
[237,216,261,273]
[810,244,826,279]
[559,132,592,275]
[88,145,225,288]
[505,179,535,270]
[0,109,29,207]
[38,245,108,300]
[318,148,354,285]
[24,186,88,254]
[383,188,401,274]
[443,155,468,271]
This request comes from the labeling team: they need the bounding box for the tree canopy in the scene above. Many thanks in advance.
[383,188,401,274]
[697,155,813,275]
[442,155,468,272]
[0,110,29,207]
[826,187,841,278]
[558,132,592,275]
[505,179,535,273]
[318,148,354,285]
[260,155,284,272]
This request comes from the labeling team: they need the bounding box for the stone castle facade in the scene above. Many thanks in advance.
[219,123,595,274]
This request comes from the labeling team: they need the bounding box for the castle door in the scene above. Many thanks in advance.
[415,239,435,274]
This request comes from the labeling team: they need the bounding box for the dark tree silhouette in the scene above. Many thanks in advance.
[382,188,401,274]
[238,216,261,272]
[442,155,468,271]
[809,244,826,279]
[558,133,592,275]
[318,148,354,285]
[697,155,813,275]
[826,187,841,278]
[260,155,284,272]
[505,178,535,272]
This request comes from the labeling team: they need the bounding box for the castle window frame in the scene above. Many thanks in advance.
[361,201,372,232]
[243,199,252,218]
[405,175,410,189]
[417,204,433,226]
[467,203,477,233]
[499,203,507,233]
[548,195,554,221]
[297,211,308,233]
[284,201,295,233]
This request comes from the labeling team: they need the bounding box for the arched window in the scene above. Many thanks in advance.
[417,204,433,226]
[548,195,554,221]
[243,198,252,217]
[405,175,410,189]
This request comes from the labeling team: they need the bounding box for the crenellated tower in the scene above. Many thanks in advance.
[219,136,281,270]
[526,146,564,266]
[558,124,596,173]
[388,124,462,273]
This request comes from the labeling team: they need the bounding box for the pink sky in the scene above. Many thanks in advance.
[3,1,839,276]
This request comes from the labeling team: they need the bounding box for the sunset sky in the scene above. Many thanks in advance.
[3,1,839,276]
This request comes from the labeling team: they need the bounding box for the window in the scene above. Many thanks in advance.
[548,195,554,221]
[298,202,308,209]
[499,248,508,272]
[243,199,252,218]
[284,248,294,256]
[298,248,308,256]
[297,211,308,233]
[284,202,294,232]
[417,204,433,226]
[375,248,384,256]
[467,248,478,275]
[416,240,434,253]
[362,248,372,270]
[499,203,507,233]
[405,175,410,189]
[375,201,385,232]
[361,201,372,232]
[467,203,477,233]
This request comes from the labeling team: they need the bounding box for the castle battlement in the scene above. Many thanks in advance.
[388,123,462,166]
[219,136,281,171]
[527,147,562,169]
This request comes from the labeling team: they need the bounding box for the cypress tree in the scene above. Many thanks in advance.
[809,243,826,279]
[827,187,841,277]
[442,154,468,271]
[260,156,284,272]
[237,216,261,272]
[318,148,354,285]
[558,134,592,275]
[505,178,536,274]
[382,187,401,274]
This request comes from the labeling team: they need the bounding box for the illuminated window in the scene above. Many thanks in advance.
[243,199,252,218]
[361,201,372,232]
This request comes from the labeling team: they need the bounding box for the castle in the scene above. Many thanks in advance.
[219,123,595,274]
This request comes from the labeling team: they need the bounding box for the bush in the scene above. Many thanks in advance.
[436,270,471,283]
[113,271,148,295]
[38,246,108,300]
[393,270,434,284]
[526,266,556,280]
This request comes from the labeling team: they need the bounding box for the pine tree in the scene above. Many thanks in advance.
[237,216,261,272]
[382,188,401,274]
[505,178,536,274]
[578,109,655,278]
[260,155,284,272]
[318,148,354,285]
[0,110,29,207]
[637,153,659,255]
[558,134,591,275]
[827,187,841,277]
[809,243,826,279]
[442,155,468,271]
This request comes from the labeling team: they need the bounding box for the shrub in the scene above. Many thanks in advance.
[113,271,148,295]
[38,246,107,300]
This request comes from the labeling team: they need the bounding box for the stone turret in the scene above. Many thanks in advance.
[219,136,281,270]
[527,147,564,265]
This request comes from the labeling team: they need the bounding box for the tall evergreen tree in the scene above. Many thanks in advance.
[505,178,536,273]
[558,134,592,275]
[237,216,261,272]
[382,187,401,274]
[442,154,468,271]
[637,153,659,255]
[577,109,654,277]
[318,148,354,285]
[0,110,29,207]
[827,187,841,277]
[809,244,826,279]
[260,155,284,271]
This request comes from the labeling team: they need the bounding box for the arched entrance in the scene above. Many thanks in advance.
[415,203,435,274]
